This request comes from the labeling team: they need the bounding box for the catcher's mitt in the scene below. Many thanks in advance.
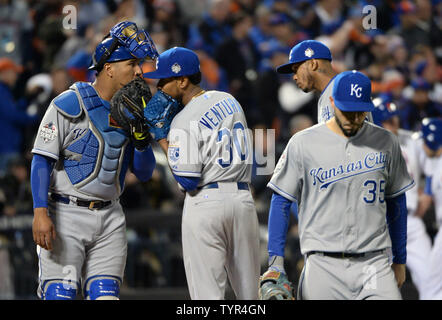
[143,90,182,140]
[258,270,295,300]
[110,78,152,150]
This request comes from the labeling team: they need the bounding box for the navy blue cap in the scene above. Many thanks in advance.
[276,40,332,74]
[332,70,375,112]
[421,117,442,151]
[143,47,200,79]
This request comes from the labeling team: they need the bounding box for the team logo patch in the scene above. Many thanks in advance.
[171,63,181,74]
[168,145,180,162]
[39,122,58,143]
[304,48,314,58]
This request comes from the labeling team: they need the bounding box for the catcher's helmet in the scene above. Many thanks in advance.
[421,117,442,151]
[89,21,158,71]
[372,94,399,126]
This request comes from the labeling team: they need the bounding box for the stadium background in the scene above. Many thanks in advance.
[0,0,440,299]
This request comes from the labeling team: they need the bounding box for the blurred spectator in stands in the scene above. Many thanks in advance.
[399,78,442,130]
[0,0,33,65]
[186,0,232,56]
[0,58,38,177]
[253,43,288,129]
[230,0,258,15]
[193,49,230,92]
[314,0,346,36]
[149,0,186,52]
[215,11,261,126]
[292,0,321,39]
[113,0,148,28]
[249,4,279,71]
[0,158,32,217]
[389,0,436,51]
[269,12,307,50]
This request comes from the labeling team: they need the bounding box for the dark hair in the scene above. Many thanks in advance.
[187,72,201,85]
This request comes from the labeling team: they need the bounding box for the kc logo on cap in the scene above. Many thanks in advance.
[332,70,375,112]
[350,84,363,98]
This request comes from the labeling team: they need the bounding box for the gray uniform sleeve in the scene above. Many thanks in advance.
[167,123,202,177]
[32,104,69,161]
[385,135,415,198]
[267,137,302,202]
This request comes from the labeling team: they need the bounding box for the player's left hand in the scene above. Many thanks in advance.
[391,263,406,288]
[258,269,295,300]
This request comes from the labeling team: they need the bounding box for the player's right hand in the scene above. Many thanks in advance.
[32,207,56,251]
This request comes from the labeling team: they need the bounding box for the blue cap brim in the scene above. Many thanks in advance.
[334,100,375,112]
[276,62,296,74]
[143,70,166,79]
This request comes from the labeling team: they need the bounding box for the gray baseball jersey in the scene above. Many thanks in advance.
[167,90,260,299]
[318,77,374,123]
[168,90,252,185]
[268,122,414,254]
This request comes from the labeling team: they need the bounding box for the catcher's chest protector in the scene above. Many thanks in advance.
[61,82,131,199]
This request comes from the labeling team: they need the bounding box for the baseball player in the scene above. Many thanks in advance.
[371,95,432,299]
[30,21,158,300]
[418,118,442,299]
[276,39,373,124]
[261,70,414,300]
[143,47,260,300]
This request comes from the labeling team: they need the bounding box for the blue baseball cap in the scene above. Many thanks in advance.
[372,93,399,126]
[276,40,332,74]
[421,117,442,151]
[332,70,375,112]
[143,47,200,79]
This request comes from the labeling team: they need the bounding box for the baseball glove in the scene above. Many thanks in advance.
[110,78,153,150]
[258,270,295,300]
[143,90,182,140]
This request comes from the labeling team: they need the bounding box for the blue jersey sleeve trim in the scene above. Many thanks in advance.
[173,174,200,191]
[267,182,298,202]
[31,154,56,208]
[268,192,293,258]
[31,148,59,161]
[171,169,202,178]
[385,180,415,198]
[386,193,407,264]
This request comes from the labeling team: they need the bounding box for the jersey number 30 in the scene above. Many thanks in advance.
[363,179,385,204]
[217,122,248,168]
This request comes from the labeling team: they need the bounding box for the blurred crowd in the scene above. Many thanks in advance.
[0,0,440,299]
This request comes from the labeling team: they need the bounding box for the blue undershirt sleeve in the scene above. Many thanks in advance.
[268,192,293,258]
[132,146,156,182]
[31,154,55,209]
[173,174,200,191]
[424,176,433,196]
[386,193,408,264]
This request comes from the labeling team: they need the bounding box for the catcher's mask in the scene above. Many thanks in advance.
[89,21,158,71]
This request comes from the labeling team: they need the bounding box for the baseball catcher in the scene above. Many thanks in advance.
[259,269,295,300]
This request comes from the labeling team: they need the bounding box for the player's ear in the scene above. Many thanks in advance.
[310,59,319,71]
[104,63,113,78]
[178,76,189,89]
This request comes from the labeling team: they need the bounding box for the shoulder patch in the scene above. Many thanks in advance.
[53,89,82,118]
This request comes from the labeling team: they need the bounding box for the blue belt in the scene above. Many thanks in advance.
[50,193,112,210]
[199,182,249,191]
